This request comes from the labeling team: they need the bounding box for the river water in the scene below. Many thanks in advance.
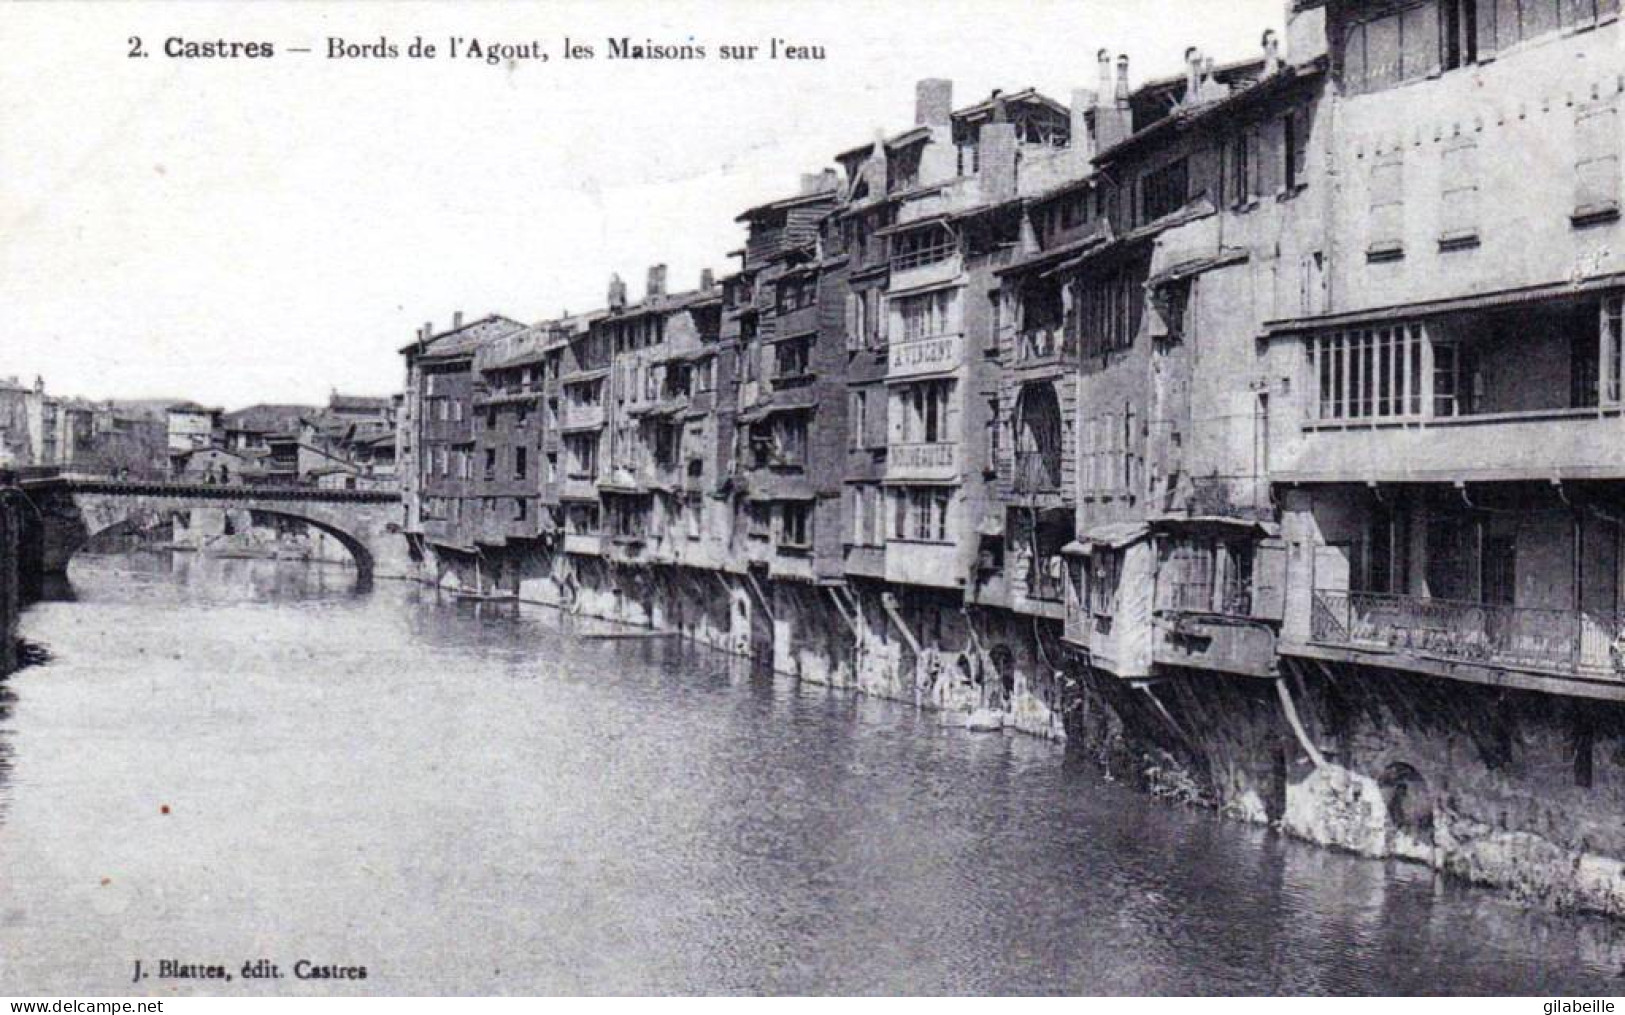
[2,553,1623,995]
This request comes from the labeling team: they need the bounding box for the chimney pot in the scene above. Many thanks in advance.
[452,310,464,330]
[700,268,715,291]
[1115,55,1131,107]
[646,264,668,299]
[1096,50,1114,109]
[424,320,433,339]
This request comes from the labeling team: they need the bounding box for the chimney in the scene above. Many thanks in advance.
[646,264,667,299]
[608,273,628,310]
[915,78,953,127]
[1069,88,1097,161]
[978,121,1018,202]
[452,310,464,330]
[1184,47,1203,104]
[700,268,715,291]
[1262,29,1281,75]
[799,172,821,195]
[423,319,433,339]
[1094,52,1132,152]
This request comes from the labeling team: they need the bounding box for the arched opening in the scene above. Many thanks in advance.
[64,503,374,588]
[1377,761,1434,839]
[1013,382,1063,495]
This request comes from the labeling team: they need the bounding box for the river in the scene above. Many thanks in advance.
[1,553,1623,995]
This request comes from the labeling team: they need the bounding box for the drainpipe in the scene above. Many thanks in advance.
[1276,659,1327,769]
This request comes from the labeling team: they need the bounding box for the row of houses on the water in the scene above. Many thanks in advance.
[397,0,1625,727]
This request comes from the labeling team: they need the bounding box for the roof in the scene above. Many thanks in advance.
[329,394,391,411]
[833,124,932,165]
[223,403,318,433]
[400,313,528,356]
[167,401,223,413]
[951,87,1069,125]
[1095,58,1325,168]
[734,187,840,223]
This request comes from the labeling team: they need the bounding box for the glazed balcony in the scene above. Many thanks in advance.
[1309,589,1625,682]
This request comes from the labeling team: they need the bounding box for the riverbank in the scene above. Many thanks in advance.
[411,545,1625,920]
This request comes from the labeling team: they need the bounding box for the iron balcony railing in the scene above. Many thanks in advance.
[1310,589,1625,678]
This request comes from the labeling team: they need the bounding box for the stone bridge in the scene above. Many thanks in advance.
[14,476,413,591]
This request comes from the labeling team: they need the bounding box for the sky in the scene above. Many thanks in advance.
[0,0,1285,409]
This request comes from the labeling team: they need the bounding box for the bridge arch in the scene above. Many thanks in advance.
[20,479,409,591]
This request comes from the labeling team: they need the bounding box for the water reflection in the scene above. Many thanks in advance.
[1,553,1622,994]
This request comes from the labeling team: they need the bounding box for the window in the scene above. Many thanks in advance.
[1018,283,1065,360]
[895,378,957,444]
[771,415,808,466]
[1442,0,1479,70]
[1081,403,1139,495]
[1282,108,1309,193]
[1228,129,1258,207]
[896,289,955,342]
[891,227,956,272]
[850,484,884,546]
[514,446,527,480]
[1312,325,1426,421]
[777,276,817,314]
[515,497,527,521]
[849,390,867,450]
[773,335,814,380]
[892,487,951,542]
[1140,158,1189,223]
[1090,550,1122,616]
[1343,2,1439,94]
[1575,104,1622,225]
[781,503,812,548]
[1440,138,1480,245]
[1368,151,1406,259]
[1079,259,1149,356]
[1606,296,1624,404]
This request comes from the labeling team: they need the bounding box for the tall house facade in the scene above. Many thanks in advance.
[1266,0,1625,699]
[402,314,528,552]
[728,178,842,584]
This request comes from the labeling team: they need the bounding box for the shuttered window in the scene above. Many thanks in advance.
[1368,151,1406,258]
[1575,104,1622,225]
[1440,138,1480,245]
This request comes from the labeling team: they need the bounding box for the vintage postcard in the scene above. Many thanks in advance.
[4,0,1625,1000]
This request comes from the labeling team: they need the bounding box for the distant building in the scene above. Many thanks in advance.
[165,402,223,457]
